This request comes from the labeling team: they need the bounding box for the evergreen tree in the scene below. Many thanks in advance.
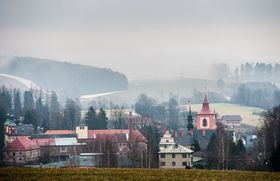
[193,139,201,152]
[0,107,6,166]
[13,89,22,121]
[35,96,44,126]
[49,91,62,129]
[97,108,108,129]
[85,106,97,130]
[63,99,81,130]
[0,86,12,114]
[168,98,179,131]
[23,90,34,113]
[41,105,50,132]
[235,139,246,155]
[24,109,38,134]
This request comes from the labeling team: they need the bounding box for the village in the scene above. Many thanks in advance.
[3,93,255,169]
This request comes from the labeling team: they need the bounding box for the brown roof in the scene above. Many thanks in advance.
[6,136,39,151]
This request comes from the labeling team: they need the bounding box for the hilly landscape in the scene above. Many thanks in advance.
[0,57,128,98]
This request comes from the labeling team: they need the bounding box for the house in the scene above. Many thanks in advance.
[4,136,40,166]
[221,115,242,130]
[158,144,193,169]
[33,137,86,162]
[159,130,175,151]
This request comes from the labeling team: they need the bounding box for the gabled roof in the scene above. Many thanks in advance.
[6,136,39,151]
[222,115,242,121]
[159,144,193,154]
[44,130,75,135]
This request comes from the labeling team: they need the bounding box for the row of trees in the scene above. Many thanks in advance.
[210,62,280,81]
[206,123,246,170]
[233,82,280,109]
[0,86,82,132]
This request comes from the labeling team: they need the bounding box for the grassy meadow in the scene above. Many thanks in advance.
[0,168,279,181]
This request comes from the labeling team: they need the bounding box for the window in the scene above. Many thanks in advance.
[161,154,165,158]
[80,126,84,129]
[182,153,187,158]
[172,154,176,158]
[202,118,208,127]
[13,152,15,156]
[166,140,169,143]
[172,162,176,166]
[19,152,22,154]
[160,162,165,166]
[59,147,66,152]
[19,158,22,161]
[182,162,187,166]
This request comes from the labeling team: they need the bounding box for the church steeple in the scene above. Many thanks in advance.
[202,92,210,112]
[187,101,194,131]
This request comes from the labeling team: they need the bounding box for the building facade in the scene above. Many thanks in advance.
[4,136,40,166]
[158,144,193,169]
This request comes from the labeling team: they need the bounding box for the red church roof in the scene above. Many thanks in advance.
[6,136,39,151]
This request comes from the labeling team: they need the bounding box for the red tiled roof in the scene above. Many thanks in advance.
[88,129,128,139]
[44,130,75,135]
[6,136,39,151]
[33,138,55,146]
[88,129,146,142]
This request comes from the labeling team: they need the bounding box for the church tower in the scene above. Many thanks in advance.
[196,93,217,130]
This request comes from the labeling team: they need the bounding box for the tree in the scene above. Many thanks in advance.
[24,110,38,134]
[0,86,12,114]
[35,95,44,127]
[49,91,62,129]
[13,89,22,121]
[167,98,179,131]
[63,99,81,130]
[85,106,97,130]
[193,139,201,152]
[96,108,108,129]
[260,105,280,171]
[135,94,154,118]
[0,107,6,166]
[140,125,160,168]
[23,90,34,113]
[111,105,127,129]
[41,105,50,132]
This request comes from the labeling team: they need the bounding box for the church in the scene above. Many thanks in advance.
[177,94,217,149]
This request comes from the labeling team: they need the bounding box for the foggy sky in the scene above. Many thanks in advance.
[0,0,280,80]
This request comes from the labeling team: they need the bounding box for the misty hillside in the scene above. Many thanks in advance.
[0,57,128,98]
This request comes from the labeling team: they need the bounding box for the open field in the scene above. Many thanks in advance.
[191,103,265,127]
[0,168,279,181]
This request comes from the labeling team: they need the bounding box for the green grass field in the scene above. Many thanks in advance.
[191,103,265,127]
[0,168,279,181]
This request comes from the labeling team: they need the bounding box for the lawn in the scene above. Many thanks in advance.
[0,168,279,181]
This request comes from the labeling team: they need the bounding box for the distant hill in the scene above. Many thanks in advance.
[0,57,128,98]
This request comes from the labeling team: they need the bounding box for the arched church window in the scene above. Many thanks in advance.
[202,118,208,127]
